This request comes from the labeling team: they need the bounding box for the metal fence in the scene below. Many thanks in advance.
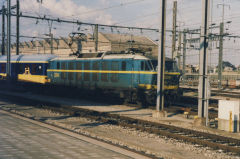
[181,73,240,87]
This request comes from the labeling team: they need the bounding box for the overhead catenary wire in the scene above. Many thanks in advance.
[66,0,153,18]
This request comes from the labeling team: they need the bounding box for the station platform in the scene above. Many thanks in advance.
[0,110,149,159]
[0,90,239,140]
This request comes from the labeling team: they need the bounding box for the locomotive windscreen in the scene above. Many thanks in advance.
[150,60,179,72]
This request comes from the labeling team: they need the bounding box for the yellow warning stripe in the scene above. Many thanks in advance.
[138,84,178,90]
[47,69,180,75]
[0,73,7,77]
[18,74,49,84]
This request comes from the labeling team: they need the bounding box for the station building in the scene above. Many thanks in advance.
[7,32,158,58]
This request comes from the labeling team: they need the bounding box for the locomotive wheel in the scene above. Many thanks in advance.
[145,90,156,105]
[136,90,148,108]
[136,99,147,108]
[123,91,133,105]
[123,90,148,107]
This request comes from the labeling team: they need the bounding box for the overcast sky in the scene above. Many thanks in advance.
[0,0,239,66]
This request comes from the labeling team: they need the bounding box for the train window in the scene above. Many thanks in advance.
[102,61,108,70]
[76,62,82,80]
[61,62,66,69]
[165,61,178,72]
[76,62,82,70]
[25,64,30,74]
[38,65,43,74]
[111,61,119,82]
[61,62,67,79]
[92,61,99,81]
[19,64,24,74]
[111,61,119,71]
[141,61,144,70]
[84,62,90,70]
[57,62,60,69]
[141,61,151,71]
[0,64,6,73]
[151,60,158,71]
[31,64,37,74]
[32,64,43,74]
[68,62,74,80]
[69,62,74,70]
[101,61,108,82]
[121,61,126,71]
[84,62,90,81]
[145,61,151,71]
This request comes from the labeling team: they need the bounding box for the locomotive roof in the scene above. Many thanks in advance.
[0,54,57,62]
[52,54,149,61]
[52,54,174,62]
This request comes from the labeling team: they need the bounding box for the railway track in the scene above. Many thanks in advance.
[182,87,240,99]
[0,91,240,156]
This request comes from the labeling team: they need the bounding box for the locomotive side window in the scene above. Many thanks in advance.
[121,61,126,71]
[111,61,119,82]
[84,62,90,81]
[57,62,60,69]
[101,61,108,82]
[141,61,144,70]
[61,62,67,79]
[92,61,99,81]
[111,61,119,70]
[76,62,82,80]
[69,62,74,70]
[68,62,74,80]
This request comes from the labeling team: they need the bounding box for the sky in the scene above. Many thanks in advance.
[0,0,240,66]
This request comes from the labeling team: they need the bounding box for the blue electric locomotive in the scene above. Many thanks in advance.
[0,52,181,105]
[47,52,181,105]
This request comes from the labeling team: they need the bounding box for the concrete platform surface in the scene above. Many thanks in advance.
[0,110,148,159]
[0,90,240,140]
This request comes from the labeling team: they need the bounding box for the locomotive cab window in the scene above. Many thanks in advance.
[165,61,178,72]
[141,61,152,71]
[150,60,178,72]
